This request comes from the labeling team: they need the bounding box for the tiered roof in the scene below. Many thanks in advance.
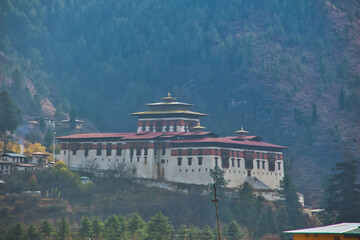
[131,92,207,117]
[57,94,287,151]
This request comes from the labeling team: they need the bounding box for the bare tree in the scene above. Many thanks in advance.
[107,162,129,178]
[84,159,99,175]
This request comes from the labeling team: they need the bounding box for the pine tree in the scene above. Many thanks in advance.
[0,90,20,151]
[79,216,92,239]
[39,220,53,240]
[278,174,307,229]
[225,220,243,240]
[209,166,228,196]
[324,153,360,222]
[69,108,77,130]
[57,217,71,240]
[6,222,26,240]
[312,103,319,123]
[236,182,257,231]
[44,129,54,151]
[27,223,40,240]
[91,216,104,240]
[146,213,174,240]
[128,213,146,239]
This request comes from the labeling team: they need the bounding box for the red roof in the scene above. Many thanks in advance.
[57,131,216,141]
[16,163,38,167]
[171,137,287,149]
[56,131,286,150]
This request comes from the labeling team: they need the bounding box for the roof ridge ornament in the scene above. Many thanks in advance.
[235,126,249,136]
[191,121,206,131]
[162,91,176,103]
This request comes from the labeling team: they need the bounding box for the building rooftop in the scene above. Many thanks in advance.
[130,110,207,116]
[1,153,26,158]
[284,223,360,235]
[57,131,286,150]
[32,152,49,156]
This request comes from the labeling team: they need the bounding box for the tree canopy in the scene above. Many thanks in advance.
[324,154,360,222]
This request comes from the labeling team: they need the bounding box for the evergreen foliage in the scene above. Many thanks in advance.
[57,217,71,240]
[146,212,174,240]
[5,222,26,240]
[91,216,104,240]
[0,0,341,135]
[39,220,53,240]
[324,153,360,222]
[0,90,20,147]
[26,224,40,240]
[278,174,307,229]
[224,220,243,240]
[69,109,77,130]
[78,216,92,240]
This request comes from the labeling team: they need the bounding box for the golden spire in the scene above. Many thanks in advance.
[235,126,249,135]
[192,122,206,131]
[162,91,176,102]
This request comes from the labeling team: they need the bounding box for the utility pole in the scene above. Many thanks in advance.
[211,184,221,240]
[53,131,56,162]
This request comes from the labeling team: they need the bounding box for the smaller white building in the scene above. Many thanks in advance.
[0,153,38,174]
[32,152,49,165]
[60,119,84,129]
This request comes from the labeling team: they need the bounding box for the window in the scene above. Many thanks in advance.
[269,161,275,171]
[84,143,90,157]
[215,157,218,167]
[136,148,141,156]
[222,157,229,168]
[244,151,254,169]
[277,162,281,170]
[142,121,146,131]
[268,153,275,160]
[156,121,162,132]
[257,152,260,158]
[177,158,182,166]
[166,122,170,132]
[106,143,112,156]
[262,153,265,159]
[198,157,203,165]
[188,149,192,155]
[262,161,265,169]
[130,148,134,157]
[173,122,177,132]
[198,149,202,155]
[188,157,192,165]
[97,143,102,156]
[245,160,253,169]
[178,149,182,156]
[257,160,260,169]
[144,147,148,156]
[221,150,229,168]
[116,143,122,156]
[71,143,78,155]
[162,144,166,155]
[149,122,154,131]
[237,159,240,167]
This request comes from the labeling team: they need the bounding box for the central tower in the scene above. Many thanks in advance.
[131,92,207,133]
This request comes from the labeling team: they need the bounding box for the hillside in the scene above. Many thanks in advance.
[0,0,360,206]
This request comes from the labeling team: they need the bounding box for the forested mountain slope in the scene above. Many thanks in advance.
[1,0,359,205]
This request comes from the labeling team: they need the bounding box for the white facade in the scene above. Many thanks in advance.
[57,136,285,189]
